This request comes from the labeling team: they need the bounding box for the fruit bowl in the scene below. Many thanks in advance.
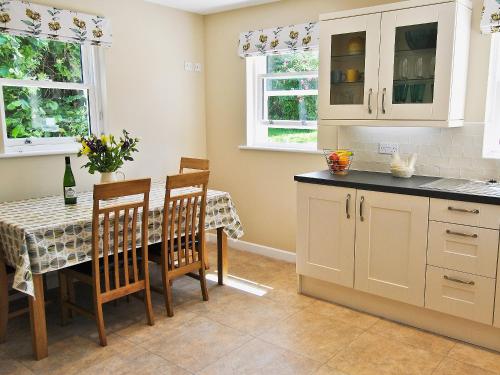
[324,149,353,175]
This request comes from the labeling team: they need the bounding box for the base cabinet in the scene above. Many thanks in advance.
[354,190,429,306]
[296,183,356,288]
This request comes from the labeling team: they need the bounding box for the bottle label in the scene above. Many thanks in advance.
[64,187,77,199]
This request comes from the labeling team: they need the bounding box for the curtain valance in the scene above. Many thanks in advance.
[238,22,319,57]
[481,0,500,34]
[0,0,112,46]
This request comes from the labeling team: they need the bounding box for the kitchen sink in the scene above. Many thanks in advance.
[420,178,500,197]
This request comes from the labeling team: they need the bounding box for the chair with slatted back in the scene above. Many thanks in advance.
[149,171,210,317]
[179,157,209,174]
[59,178,154,346]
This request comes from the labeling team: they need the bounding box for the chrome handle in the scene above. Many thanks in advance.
[446,229,478,238]
[359,196,365,222]
[381,88,386,114]
[368,88,373,114]
[444,275,475,286]
[448,206,480,214]
[346,194,351,219]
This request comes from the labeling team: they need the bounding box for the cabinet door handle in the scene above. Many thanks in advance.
[359,196,365,222]
[446,229,478,238]
[443,275,475,286]
[346,194,351,219]
[368,88,373,114]
[448,206,480,214]
[381,88,387,114]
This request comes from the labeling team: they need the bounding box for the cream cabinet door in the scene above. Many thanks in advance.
[319,13,381,120]
[377,3,455,121]
[354,190,429,306]
[296,183,356,288]
[495,243,500,328]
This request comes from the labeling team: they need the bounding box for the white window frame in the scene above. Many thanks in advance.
[483,33,500,159]
[245,53,318,151]
[0,40,107,157]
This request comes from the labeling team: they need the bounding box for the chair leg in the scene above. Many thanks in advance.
[199,265,209,302]
[67,278,75,319]
[58,272,70,326]
[93,290,107,347]
[143,286,154,326]
[0,260,8,343]
[161,270,174,317]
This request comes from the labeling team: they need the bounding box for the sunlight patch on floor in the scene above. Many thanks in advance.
[206,273,273,297]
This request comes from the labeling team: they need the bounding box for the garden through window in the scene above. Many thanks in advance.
[246,51,318,149]
[0,33,102,155]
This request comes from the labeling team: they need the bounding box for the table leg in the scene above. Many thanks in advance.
[216,228,228,285]
[0,260,7,343]
[29,274,48,360]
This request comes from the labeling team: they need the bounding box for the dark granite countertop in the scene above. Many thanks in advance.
[294,170,500,205]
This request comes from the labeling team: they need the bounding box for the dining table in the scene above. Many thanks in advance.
[0,180,244,360]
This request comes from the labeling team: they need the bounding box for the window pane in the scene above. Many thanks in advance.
[0,33,83,83]
[267,95,317,121]
[268,128,317,144]
[267,51,319,73]
[266,77,318,91]
[4,86,90,139]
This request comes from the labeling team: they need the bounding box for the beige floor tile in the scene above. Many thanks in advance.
[313,365,351,375]
[259,310,365,363]
[328,332,444,375]
[448,342,500,374]
[198,338,322,375]
[0,357,33,375]
[143,316,251,373]
[368,318,456,355]
[303,300,379,330]
[433,358,498,375]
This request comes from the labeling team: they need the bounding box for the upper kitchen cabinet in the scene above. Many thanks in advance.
[318,0,472,127]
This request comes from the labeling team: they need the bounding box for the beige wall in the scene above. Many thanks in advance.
[0,0,206,201]
[204,0,493,252]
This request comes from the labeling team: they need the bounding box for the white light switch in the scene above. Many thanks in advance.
[194,63,202,72]
[184,61,193,72]
[379,142,400,154]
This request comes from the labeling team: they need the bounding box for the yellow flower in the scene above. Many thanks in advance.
[100,134,109,144]
[81,144,91,155]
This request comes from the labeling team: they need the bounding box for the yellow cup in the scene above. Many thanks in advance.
[346,69,360,83]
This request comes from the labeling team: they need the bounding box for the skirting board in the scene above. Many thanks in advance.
[206,233,296,263]
[300,275,500,352]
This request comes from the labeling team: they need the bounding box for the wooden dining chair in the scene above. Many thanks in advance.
[179,157,209,174]
[0,258,30,343]
[59,178,154,346]
[149,171,210,317]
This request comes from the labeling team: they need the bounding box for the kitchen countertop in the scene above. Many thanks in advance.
[294,170,500,205]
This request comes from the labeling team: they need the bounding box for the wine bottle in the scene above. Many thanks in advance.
[63,156,77,205]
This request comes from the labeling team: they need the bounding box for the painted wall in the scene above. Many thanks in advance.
[204,0,497,252]
[0,0,206,201]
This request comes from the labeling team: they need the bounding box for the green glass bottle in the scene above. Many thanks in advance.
[63,156,77,205]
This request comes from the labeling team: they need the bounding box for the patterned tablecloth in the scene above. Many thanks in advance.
[0,181,244,297]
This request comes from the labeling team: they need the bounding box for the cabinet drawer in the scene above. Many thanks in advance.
[429,199,500,229]
[425,266,495,325]
[427,221,499,278]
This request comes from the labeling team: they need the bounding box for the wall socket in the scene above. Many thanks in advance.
[378,142,399,154]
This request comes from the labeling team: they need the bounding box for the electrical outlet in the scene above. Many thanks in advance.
[379,142,399,155]
[184,61,193,72]
[194,63,202,72]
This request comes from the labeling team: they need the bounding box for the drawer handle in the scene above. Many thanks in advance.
[368,88,373,114]
[447,206,480,214]
[381,88,387,114]
[443,275,475,286]
[346,194,351,219]
[360,196,364,222]
[446,229,478,238]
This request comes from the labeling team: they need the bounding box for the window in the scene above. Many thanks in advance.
[0,33,105,156]
[483,33,500,159]
[246,51,318,150]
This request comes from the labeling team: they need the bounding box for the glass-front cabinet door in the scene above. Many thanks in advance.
[319,14,381,120]
[378,3,455,120]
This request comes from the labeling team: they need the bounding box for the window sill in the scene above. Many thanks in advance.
[0,144,80,159]
[238,145,322,154]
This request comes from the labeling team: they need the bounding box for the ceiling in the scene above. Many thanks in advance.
[144,0,280,15]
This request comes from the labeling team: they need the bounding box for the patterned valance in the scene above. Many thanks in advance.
[238,22,319,57]
[481,0,500,34]
[0,0,112,46]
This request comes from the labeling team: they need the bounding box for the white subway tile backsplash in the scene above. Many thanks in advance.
[338,124,500,180]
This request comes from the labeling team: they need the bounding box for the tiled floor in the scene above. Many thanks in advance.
[2,244,500,375]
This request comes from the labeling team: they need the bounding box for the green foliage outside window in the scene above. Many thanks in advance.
[0,33,90,139]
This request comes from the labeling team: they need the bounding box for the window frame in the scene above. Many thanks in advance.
[245,53,319,151]
[0,38,106,157]
[483,33,500,159]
